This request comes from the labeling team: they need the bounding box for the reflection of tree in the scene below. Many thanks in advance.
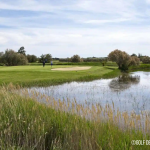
[143,72,150,76]
[109,73,140,92]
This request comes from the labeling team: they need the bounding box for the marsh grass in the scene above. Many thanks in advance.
[0,84,150,149]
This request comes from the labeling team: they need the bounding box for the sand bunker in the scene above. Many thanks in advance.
[51,67,91,71]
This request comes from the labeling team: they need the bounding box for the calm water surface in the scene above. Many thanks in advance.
[27,71,150,114]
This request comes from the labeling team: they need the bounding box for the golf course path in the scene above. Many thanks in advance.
[51,67,91,71]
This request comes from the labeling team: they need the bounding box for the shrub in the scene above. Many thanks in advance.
[27,54,37,63]
[0,52,4,64]
[1,49,28,66]
[141,56,150,64]
[71,55,81,62]
[108,49,140,70]
[39,54,52,63]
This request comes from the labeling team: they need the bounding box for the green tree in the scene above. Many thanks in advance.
[39,54,52,63]
[129,56,140,66]
[1,49,28,66]
[18,46,26,55]
[141,56,150,64]
[131,53,137,57]
[45,54,52,63]
[0,52,4,63]
[99,57,107,66]
[108,49,140,70]
[71,55,81,62]
[138,53,142,58]
[27,54,37,63]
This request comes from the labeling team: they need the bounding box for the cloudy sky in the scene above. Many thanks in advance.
[0,0,150,57]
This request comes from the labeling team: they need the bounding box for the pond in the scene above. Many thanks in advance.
[25,71,150,115]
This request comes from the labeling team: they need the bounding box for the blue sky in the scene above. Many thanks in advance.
[0,0,150,57]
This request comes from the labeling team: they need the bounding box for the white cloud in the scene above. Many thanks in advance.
[0,36,8,44]
[1,25,150,57]
[83,18,130,24]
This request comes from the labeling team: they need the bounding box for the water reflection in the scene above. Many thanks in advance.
[23,71,150,114]
[109,74,140,92]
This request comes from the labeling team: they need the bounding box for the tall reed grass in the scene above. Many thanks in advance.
[0,84,149,149]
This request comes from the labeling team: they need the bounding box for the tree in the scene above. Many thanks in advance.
[99,57,107,66]
[45,54,52,63]
[129,56,140,66]
[39,54,52,63]
[18,46,26,55]
[131,53,137,57]
[108,49,140,70]
[138,53,142,58]
[0,52,4,63]
[141,56,150,64]
[1,49,28,66]
[27,54,37,63]
[71,55,81,62]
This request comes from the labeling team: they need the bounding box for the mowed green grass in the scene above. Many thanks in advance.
[0,65,118,86]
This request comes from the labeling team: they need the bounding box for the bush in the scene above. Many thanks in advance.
[71,55,81,62]
[0,52,4,64]
[108,49,140,70]
[27,54,37,63]
[39,54,52,63]
[59,58,71,62]
[1,49,28,66]
[130,56,140,66]
[141,56,150,64]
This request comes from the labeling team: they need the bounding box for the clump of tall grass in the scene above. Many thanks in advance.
[0,84,150,149]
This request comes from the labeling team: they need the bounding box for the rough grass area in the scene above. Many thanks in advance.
[0,85,149,150]
[0,65,119,87]
[129,64,150,71]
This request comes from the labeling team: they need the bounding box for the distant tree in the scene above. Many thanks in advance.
[108,49,140,70]
[80,58,84,62]
[27,54,37,63]
[141,56,150,64]
[71,55,81,62]
[83,57,104,62]
[39,54,45,63]
[39,54,52,63]
[129,56,140,66]
[1,49,28,66]
[45,54,52,63]
[131,53,137,57]
[138,53,142,58]
[99,57,107,66]
[18,46,26,55]
[0,52,4,63]
[59,58,71,62]
[0,52,3,57]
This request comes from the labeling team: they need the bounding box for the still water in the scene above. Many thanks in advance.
[27,71,150,114]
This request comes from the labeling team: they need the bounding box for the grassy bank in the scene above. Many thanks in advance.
[0,65,119,87]
[0,85,149,150]
[1,64,150,149]
[129,64,150,71]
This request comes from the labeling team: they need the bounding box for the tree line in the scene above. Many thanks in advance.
[0,47,52,66]
[0,47,150,70]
